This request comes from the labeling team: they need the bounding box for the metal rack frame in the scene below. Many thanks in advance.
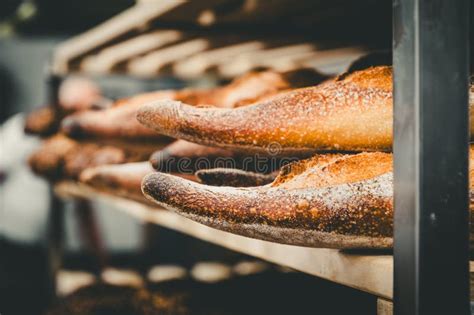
[393,0,470,314]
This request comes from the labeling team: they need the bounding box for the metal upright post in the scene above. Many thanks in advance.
[46,71,64,302]
[393,0,470,314]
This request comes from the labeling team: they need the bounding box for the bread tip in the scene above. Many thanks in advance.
[141,172,162,198]
[136,99,184,130]
[141,171,194,208]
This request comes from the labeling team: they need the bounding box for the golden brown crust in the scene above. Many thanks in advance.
[141,146,474,248]
[336,64,392,91]
[137,66,394,155]
[274,152,392,189]
[271,153,343,186]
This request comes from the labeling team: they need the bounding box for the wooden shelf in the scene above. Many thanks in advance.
[54,181,394,299]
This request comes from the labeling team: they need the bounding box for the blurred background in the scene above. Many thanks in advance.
[0,1,395,314]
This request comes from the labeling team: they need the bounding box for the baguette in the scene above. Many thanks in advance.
[137,66,474,155]
[57,77,104,113]
[24,106,59,136]
[24,78,108,137]
[61,90,176,140]
[63,145,127,180]
[80,162,154,201]
[28,134,78,179]
[190,68,328,108]
[141,147,474,249]
[28,135,154,180]
[80,162,196,202]
[61,69,327,140]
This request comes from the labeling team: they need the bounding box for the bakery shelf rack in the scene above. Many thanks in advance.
[44,1,471,315]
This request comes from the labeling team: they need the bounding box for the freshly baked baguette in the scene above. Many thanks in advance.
[183,68,328,108]
[137,66,474,155]
[24,106,59,136]
[24,78,109,137]
[63,145,127,179]
[80,162,155,201]
[57,77,105,113]
[142,147,474,249]
[28,135,154,180]
[61,90,176,140]
[29,134,78,179]
[79,162,196,202]
[61,69,327,140]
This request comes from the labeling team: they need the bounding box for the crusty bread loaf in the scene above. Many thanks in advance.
[61,90,177,140]
[29,134,78,179]
[61,69,327,141]
[24,78,111,137]
[181,68,328,108]
[28,135,156,180]
[79,162,196,202]
[24,106,59,136]
[63,145,126,179]
[141,146,474,249]
[137,66,474,155]
[57,77,104,113]
[80,162,155,201]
